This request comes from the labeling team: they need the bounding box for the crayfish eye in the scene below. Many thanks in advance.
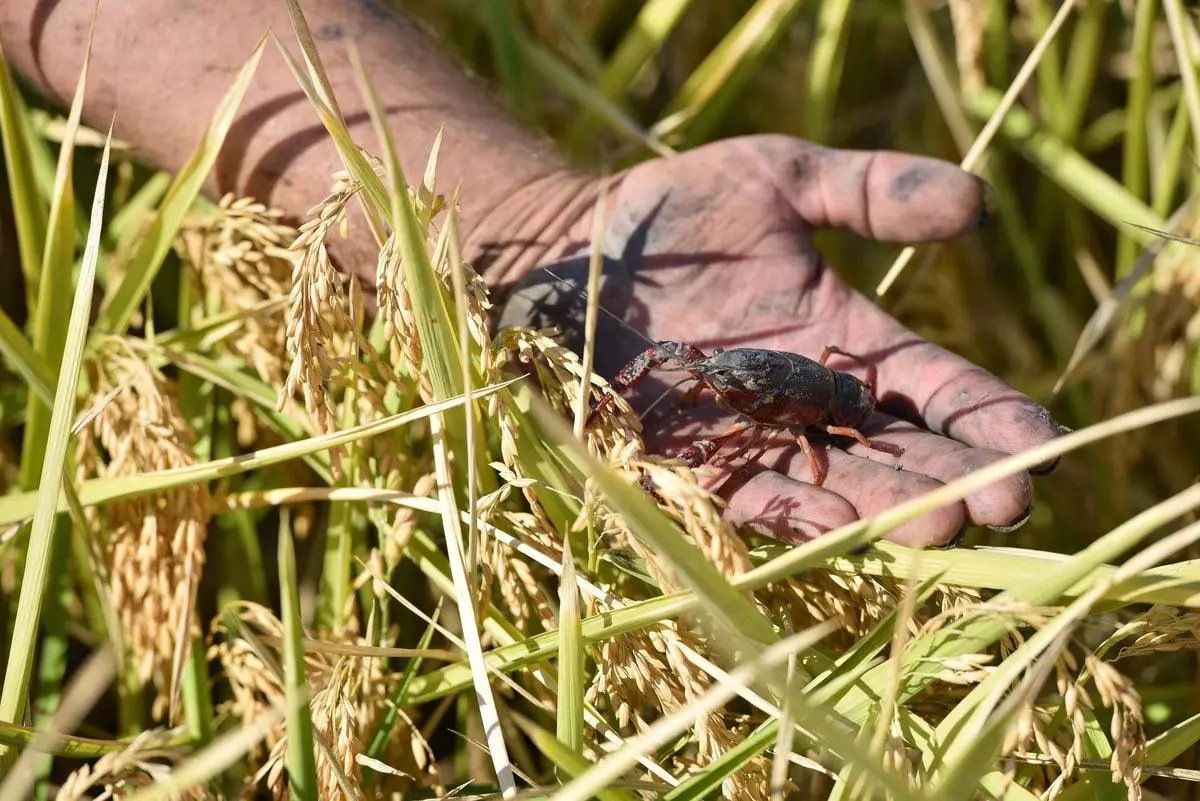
[713,347,725,355]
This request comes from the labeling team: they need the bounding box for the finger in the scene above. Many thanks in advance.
[773,444,968,548]
[712,465,860,545]
[837,415,1034,531]
[749,135,989,243]
[833,290,1066,473]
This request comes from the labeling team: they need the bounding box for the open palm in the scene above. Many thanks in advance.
[499,135,1063,548]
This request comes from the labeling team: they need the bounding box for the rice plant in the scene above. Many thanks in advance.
[2,1,1200,799]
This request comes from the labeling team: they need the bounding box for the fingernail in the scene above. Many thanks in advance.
[973,176,995,229]
[1030,457,1060,476]
[987,505,1033,533]
[1025,409,1071,475]
[935,523,969,550]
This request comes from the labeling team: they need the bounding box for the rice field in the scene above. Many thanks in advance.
[2,0,1200,798]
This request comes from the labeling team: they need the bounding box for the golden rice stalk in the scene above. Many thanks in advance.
[1112,606,1200,659]
[945,0,988,93]
[486,326,622,541]
[486,512,560,634]
[176,193,297,388]
[997,644,1146,799]
[76,339,211,719]
[758,570,904,647]
[279,172,360,432]
[210,603,309,763]
[1000,654,1092,797]
[374,472,437,568]
[376,232,432,401]
[445,221,497,380]
[309,659,366,799]
[919,598,1058,650]
[1044,655,1088,795]
[627,461,752,583]
[768,568,984,642]
[55,729,203,801]
[375,172,496,405]
[494,326,640,460]
[765,574,986,650]
[1088,655,1146,799]
[585,613,769,801]
[213,602,437,795]
[341,598,442,790]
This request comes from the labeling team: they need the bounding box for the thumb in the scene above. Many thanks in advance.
[740,134,991,243]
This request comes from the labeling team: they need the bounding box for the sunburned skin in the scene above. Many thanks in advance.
[500,136,1066,548]
[1,0,1067,549]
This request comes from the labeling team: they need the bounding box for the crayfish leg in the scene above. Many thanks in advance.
[675,419,754,469]
[716,424,767,466]
[819,345,866,367]
[824,425,904,458]
[676,380,708,409]
[795,433,827,487]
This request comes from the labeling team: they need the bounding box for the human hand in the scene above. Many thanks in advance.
[495,135,1065,548]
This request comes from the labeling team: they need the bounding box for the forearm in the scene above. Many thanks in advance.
[0,0,595,293]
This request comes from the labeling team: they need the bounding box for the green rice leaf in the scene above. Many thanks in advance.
[1162,0,1200,174]
[364,602,442,763]
[20,8,95,492]
[653,0,807,146]
[928,517,1200,796]
[833,481,1200,728]
[802,0,853,143]
[273,6,388,239]
[600,0,692,100]
[0,720,134,758]
[106,171,171,249]
[279,513,318,801]
[485,0,530,117]
[808,574,944,698]
[0,127,112,739]
[962,88,1163,236]
[0,377,521,526]
[526,391,780,647]
[549,623,922,801]
[0,33,49,310]
[1055,710,1200,800]
[407,398,1200,710]
[516,715,639,801]
[555,540,585,756]
[0,309,55,407]
[523,35,673,157]
[797,540,1200,609]
[350,35,516,794]
[349,51,462,401]
[662,722,780,801]
[1076,709,1126,801]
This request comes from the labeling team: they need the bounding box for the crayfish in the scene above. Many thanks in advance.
[592,341,902,486]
